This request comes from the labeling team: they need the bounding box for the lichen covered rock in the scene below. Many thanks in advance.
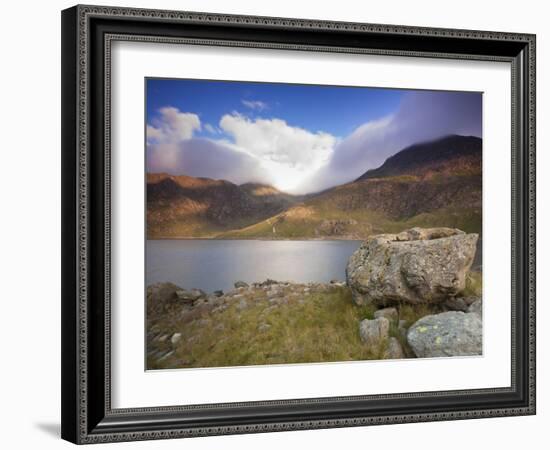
[407,311,482,357]
[346,227,478,306]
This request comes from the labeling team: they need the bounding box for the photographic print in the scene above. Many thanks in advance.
[145,79,483,370]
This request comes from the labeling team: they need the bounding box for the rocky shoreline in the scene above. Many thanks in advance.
[147,227,482,369]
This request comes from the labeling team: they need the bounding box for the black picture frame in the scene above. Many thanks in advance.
[61,4,536,444]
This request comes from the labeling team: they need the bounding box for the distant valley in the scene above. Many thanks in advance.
[147,135,482,240]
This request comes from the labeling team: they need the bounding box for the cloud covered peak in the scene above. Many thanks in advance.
[146,89,481,195]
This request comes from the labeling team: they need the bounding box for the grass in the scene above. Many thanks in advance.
[148,287,391,370]
[217,203,481,240]
[148,271,483,370]
[463,271,483,297]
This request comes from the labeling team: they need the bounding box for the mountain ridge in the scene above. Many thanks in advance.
[147,134,482,239]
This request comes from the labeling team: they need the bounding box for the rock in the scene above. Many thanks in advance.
[267,288,284,299]
[398,320,408,340]
[346,227,478,306]
[407,311,482,357]
[206,295,222,305]
[212,305,227,314]
[234,281,249,289]
[171,333,182,346]
[359,317,390,346]
[445,296,479,312]
[444,297,469,312]
[147,282,182,314]
[175,288,207,304]
[157,350,175,361]
[213,290,224,297]
[316,218,358,236]
[258,323,271,333]
[236,299,249,310]
[374,307,398,322]
[384,337,405,359]
[468,298,482,317]
[157,334,169,343]
[258,279,279,287]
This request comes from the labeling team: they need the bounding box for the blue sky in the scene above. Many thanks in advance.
[147,78,404,139]
[146,78,482,194]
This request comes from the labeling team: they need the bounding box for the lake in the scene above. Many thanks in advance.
[146,238,482,293]
[146,240,362,293]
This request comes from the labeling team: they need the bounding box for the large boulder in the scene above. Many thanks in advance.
[346,227,478,306]
[407,311,482,357]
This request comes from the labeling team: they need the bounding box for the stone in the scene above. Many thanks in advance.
[346,227,478,306]
[398,320,408,340]
[234,281,249,289]
[236,299,249,310]
[213,290,224,297]
[374,307,398,322]
[359,317,390,346]
[157,350,174,361]
[258,323,271,333]
[384,337,405,359]
[445,296,479,312]
[407,311,482,357]
[468,298,482,317]
[171,333,182,346]
[147,282,182,314]
[175,288,207,304]
[267,288,284,299]
[444,297,469,312]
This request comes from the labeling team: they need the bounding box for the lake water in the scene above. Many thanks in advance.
[146,238,482,293]
[146,240,362,293]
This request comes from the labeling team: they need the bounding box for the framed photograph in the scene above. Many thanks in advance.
[61,5,536,444]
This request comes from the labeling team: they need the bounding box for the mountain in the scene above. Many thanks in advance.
[221,135,482,239]
[356,135,481,181]
[147,173,299,238]
[147,135,482,239]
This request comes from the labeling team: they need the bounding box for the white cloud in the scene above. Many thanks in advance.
[241,100,268,111]
[219,113,335,170]
[147,139,272,186]
[147,106,201,143]
[218,113,338,192]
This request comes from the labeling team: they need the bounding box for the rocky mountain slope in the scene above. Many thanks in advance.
[147,135,482,239]
[147,173,300,238]
[222,135,482,239]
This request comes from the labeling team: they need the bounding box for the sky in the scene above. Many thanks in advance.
[146,78,482,194]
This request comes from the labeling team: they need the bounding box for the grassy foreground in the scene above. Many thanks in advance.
[147,273,481,370]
